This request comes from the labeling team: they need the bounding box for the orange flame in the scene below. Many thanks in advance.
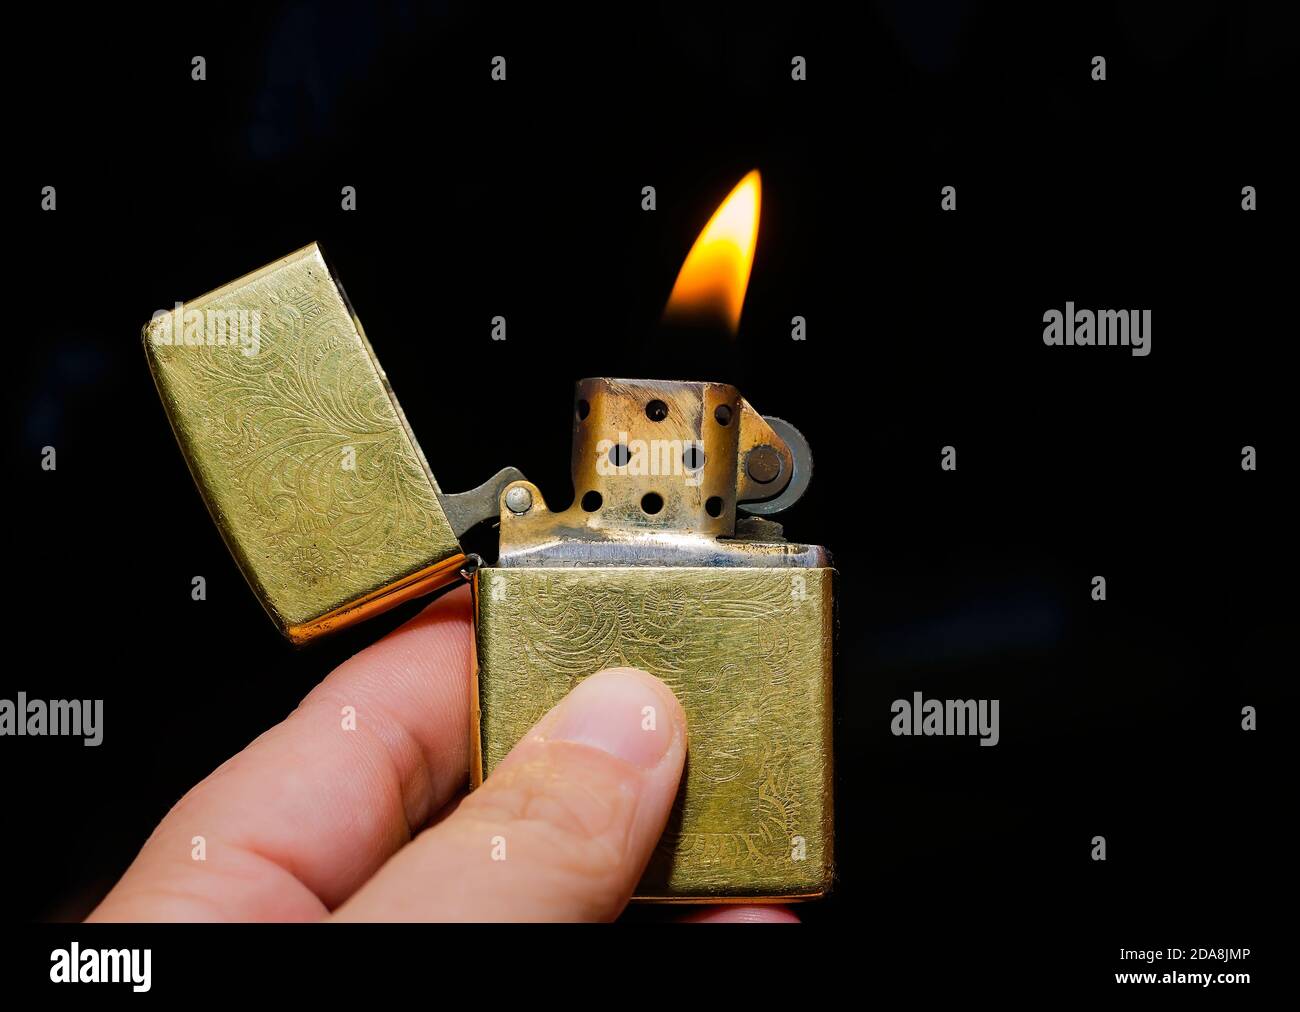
[664,169,761,334]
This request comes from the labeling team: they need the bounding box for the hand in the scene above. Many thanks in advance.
[89,587,798,922]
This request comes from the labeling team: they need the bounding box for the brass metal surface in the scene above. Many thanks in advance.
[495,477,831,569]
[142,243,463,642]
[474,565,835,900]
[494,377,817,569]
[567,378,796,536]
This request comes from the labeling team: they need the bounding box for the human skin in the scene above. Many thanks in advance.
[88,586,798,923]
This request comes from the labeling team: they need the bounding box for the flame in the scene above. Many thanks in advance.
[664,169,761,334]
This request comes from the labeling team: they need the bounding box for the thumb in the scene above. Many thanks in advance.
[334,667,687,921]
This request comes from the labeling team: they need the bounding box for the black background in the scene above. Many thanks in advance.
[6,0,1293,978]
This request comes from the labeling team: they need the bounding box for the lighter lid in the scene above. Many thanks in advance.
[143,242,464,643]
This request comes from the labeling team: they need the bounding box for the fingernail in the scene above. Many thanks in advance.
[540,668,681,769]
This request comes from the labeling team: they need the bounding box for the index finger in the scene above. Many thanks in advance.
[89,585,473,922]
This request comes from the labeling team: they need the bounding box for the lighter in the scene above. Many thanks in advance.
[142,184,834,902]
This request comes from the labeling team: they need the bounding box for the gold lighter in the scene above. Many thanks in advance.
[143,183,834,901]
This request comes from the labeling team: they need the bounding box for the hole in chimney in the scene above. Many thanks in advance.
[641,492,664,515]
[714,404,733,426]
[576,399,590,420]
[705,496,723,518]
[646,399,669,422]
[581,490,603,512]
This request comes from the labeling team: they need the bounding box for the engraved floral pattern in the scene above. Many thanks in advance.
[477,568,833,895]
[146,247,455,627]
